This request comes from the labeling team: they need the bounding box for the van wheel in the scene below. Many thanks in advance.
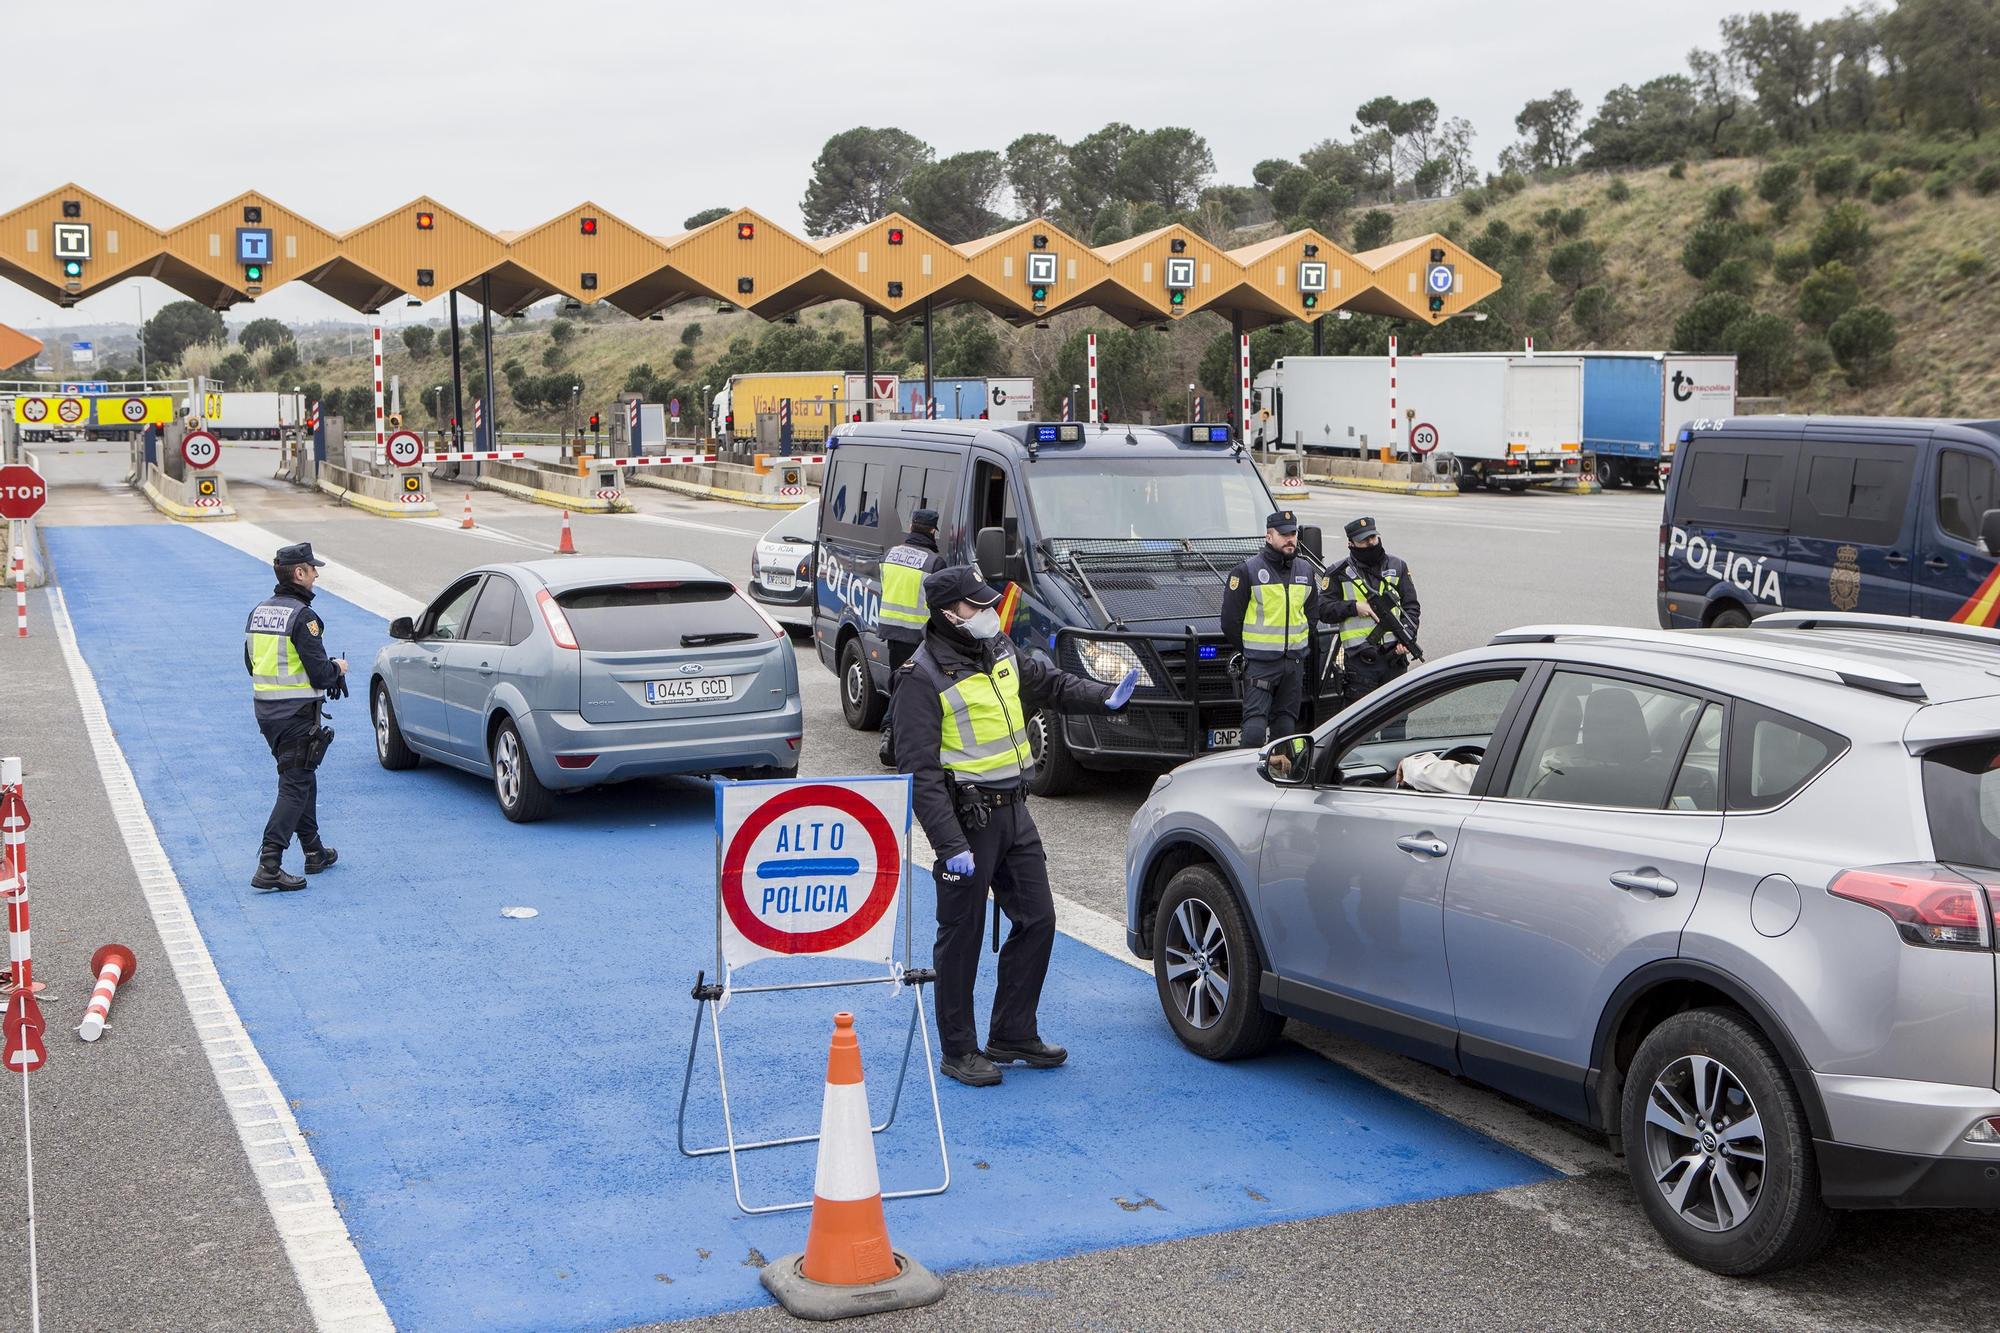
[1026,709,1082,797]
[1621,1007,1835,1275]
[838,638,885,729]
[1709,606,1751,629]
[1154,865,1286,1060]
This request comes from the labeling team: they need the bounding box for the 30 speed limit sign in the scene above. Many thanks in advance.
[385,430,425,468]
[181,430,221,469]
[1409,422,1441,455]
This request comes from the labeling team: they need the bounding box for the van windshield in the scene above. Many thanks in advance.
[1025,459,1270,540]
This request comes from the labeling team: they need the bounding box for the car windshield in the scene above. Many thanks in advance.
[767,503,817,545]
[1025,459,1269,540]
[556,581,769,650]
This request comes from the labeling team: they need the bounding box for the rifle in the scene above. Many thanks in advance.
[1349,566,1423,663]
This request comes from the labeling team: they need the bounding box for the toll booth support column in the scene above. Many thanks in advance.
[862,310,876,423]
[448,291,466,453]
[479,276,498,476]
[1312,316,1324,356]
[1230,311,1245,437]
[921,298,934,417]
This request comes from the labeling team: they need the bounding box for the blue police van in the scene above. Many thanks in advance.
[1658,416,2000,629]
[814,419,1339,795]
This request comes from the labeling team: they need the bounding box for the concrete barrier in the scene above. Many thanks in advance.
[315,462,442,518]
[475,458,633,513]
[627,458,821,509]
[1298,456,1458,498]
[140,461,238,521]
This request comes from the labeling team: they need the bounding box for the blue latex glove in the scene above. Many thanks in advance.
[1107,668,1139,710]
[945,850,976,877]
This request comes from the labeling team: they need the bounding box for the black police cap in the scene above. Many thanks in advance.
[1265,510,1299,534]
[1345,517,1379,543]
[910,508,939,532]
[922,564,1002,609]
[275,542,327,568]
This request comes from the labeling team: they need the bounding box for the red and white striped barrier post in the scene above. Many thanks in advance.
[372,326,386,458]
[472,398,483,449]
[1060,395,1071,423]
[1387,334,1400,461]
[1086,332,1100,424]
[1239,332,1251,441]
[1,759,36,997]
[12,536,24,639]
[76,944,136,1043]
[1525,335,1535,358]
[307,400,321,433]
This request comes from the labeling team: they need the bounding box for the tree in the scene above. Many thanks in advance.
[1882,0,2000,139]
[239,317,294,353]
[1513,88,1583,170]
[1571,284,1617,341]
[1827,304,1897,384]
[1798,261,1861,328]
[1725,312,1796,394]
[1581,75,1699,166]
[400,325,436,361]
[1682,219,1751,279]
[1351,209,1394,251]
[549,318,577,346]
[683,207,732,230]
[1115,127,1215,213]
[1722,11,1821,142]
[800,127,933,236]
[1757,161,1803,221]
[1546,239,1603,292]
[1809,203,1874,267]
[1252,158,1293,189]
[901,150,1006,243]
[1059,122,1137,233]
[1297,178,1352,237]
[680,322,703,346]
[1813,154,1858,196]
[143,300,225,368]
[1004,133,1069,218]
[1041,326,1162,422]
[1198,323,1309,408]
[1671,292,1755,351]
[1706,256,1759,297]
[266,341,300,376]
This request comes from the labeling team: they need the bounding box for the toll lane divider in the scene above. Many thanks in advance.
[45,522,1552,1330]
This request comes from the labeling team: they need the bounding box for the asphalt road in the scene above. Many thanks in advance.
[12,445,1998,1331]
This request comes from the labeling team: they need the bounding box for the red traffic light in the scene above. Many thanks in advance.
[737,222,755,240]
[580,216,598,235]
[588,413,601,430]
[886,227,905,245]
[415,211,435,231]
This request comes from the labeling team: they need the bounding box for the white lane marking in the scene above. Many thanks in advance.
[623,511,765,538]
[50,588,394,1332]
[193,521,423,621]
[410,517,551,553]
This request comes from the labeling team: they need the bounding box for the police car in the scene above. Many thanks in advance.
[814,419,1341,795]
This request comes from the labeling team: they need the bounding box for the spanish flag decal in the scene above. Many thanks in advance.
[1950,563,2000,627]
[996,582,1022,634]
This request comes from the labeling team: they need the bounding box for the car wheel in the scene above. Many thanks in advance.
[491,717,554,823]
[1025,708,1081,797]
[372,683,419,771]
[1709,606,1752,629]
[838,637,885,730]
[1153,865,1285,1060]
[1621,1007,1836,1276]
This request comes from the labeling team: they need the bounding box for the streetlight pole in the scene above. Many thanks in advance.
[1070,384,1079,423]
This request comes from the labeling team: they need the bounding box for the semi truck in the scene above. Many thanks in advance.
[1261,355,1584,490]
[893,376,1036,421]
[1575,353,1738,489]
[175,391,306,440]
[711,373,897,445]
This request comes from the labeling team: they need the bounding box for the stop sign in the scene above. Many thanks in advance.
[0,464,47,521]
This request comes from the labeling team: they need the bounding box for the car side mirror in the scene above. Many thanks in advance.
[1981,508,2000,557]
[1258,734,1316,788]
[388,616,415,641]
[1298,525,1323,563]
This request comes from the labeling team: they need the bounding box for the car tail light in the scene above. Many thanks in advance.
[554,754,598,769]
[786,736,801,750]
[794,556,809,578]
[1828,863,1993,949]
[1658,523,1669,584]
[536,587,580,650]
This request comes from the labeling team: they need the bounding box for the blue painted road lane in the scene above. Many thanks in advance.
[47,525,1553,1331]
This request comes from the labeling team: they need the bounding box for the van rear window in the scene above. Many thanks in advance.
[556,582,769,651]
[1923,739,2000,873]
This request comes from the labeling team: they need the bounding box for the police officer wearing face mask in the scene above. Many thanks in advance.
[1328,516,1421,704]
[876,508,945,764]
[244,542,348,892]
[893,565,1137,1087]
[1219,510,1321,749]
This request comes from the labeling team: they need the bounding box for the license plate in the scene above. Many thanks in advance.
[762,573,796,592]
[645,676,735,704]
[1206,728,1241,750]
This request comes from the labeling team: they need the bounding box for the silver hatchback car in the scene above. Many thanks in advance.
[370,558,802,821]
[1125,613,2000,1274]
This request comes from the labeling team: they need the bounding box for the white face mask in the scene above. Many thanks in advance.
[951,607,1003,640]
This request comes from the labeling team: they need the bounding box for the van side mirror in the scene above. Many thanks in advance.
[1258,734,1316,787]
[388,616,415,641]
[1981,509,2000,557]
[975,526,1008,584]
[1298,525,1323,563]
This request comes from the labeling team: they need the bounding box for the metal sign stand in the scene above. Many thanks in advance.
[674,779,949,1216]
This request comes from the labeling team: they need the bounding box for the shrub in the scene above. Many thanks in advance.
[1672,292,1755,352]
[1951,249,1988,279]
[1809,203,1874,268]
[1800,337,1836,378]
[1975,163,2000,196]
[1772,242,1813,283]
[1706,256,1759,297]
[1524,290,1562,337]
[1925,171,1954,201]
[1535,206,1563,233]
[1510,230,1537,260]
[1724,313,1796,396]
[1668,160,1687,179]
[1756,162,1801,204]
[1813,154,1858,196]
[1557,206,1588,237]
[1492,170,1530,198]
[1707,184,1745,219]
[1571,284,1616,341]
[1546,239,1604,291]
[1606,176,1632,203]
[1682,218,1750,279]
[1460,187,1489,217]
[1798,261,1861,328]
[1827,305,1897,385]
[1351,209,1394,251]
[1869,168,1914,205]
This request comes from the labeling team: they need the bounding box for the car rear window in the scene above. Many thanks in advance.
[555,581,769,651]
[1923,739,2000,872]
[1725,701,1847,811]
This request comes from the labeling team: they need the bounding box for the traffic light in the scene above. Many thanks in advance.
[63,260,82,279]
[580,216,598,235]
[416,211,436,230]
[1429,295,1445,313]
[737,221,755,240]
[1169,289,1186,306]
[1303,293,1317,309]
[589,412,601,432]
[245,263,264,283]
[887,227,905,245]
[1031,285,1048,303]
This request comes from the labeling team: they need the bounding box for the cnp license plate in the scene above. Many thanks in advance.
[1206,728,1241,750]
[645,676,735,704]
[762,573,796,592]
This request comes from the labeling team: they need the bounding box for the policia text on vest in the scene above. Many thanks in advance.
[244,543,348,892]
[891,564,1131,1088]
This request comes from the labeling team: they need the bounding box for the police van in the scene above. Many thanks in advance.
[815,419,1339,794]
[1658,416,2000,629]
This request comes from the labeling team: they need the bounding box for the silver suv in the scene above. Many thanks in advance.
[1124,613,2000,1275]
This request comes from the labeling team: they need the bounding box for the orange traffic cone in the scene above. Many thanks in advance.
[459,492,476,530]
[556,510,577,555]
[761,1013,943,1318]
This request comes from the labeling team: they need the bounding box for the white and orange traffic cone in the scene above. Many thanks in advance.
[76,944,136,1042]
[459,492,476,530]
[761,1012,943,1318]
[556,510,577,555]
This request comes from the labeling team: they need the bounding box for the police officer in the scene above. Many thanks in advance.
[244,543,347,892]
[876,508,945,764]
[1328,516,1421,705]
[893,565,1136,1087]
[1219,510,1320,749]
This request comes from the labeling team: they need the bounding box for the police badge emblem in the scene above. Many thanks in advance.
[1830,544,1862,611]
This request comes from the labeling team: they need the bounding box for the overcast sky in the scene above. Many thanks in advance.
[6,0,1862,343]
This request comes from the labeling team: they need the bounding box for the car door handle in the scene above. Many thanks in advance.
[1395,835,1450,858]
[1924,556,1949,571]
[1610,870,1679,897]
[427,658,442,670]
[1884,551,1908,566]
[478,662,493,674]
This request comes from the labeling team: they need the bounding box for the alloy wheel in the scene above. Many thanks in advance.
[1642,1053,1767,1233]
[495,729,521,808]
[374,693,391,756]
[1162,897,1229,1030]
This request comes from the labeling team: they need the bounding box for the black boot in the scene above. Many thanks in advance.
[303,846,339,874]
[251,855,306,892]
[940,1051,1002,1087]
[985,1037,1068,1068]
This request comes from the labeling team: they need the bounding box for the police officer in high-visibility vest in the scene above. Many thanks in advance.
[875,508,944,763]
[893,565,1137,1087]
[1328,516,1421,705]
[243,543,347,892]
[1219,510,1322,749]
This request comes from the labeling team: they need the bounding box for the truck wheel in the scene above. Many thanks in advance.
[1154,865,1286,1060]
[838,637,885,730]
[1596,457,1625,489]
[1026,708,1082,797]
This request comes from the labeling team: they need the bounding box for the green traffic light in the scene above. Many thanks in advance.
[1032,286,1047,302]
[1429,296,1445,312]
[1303,293,1317,309]
[246,265,263,282]
[63,260,81,277]
[1170,289,1185,305]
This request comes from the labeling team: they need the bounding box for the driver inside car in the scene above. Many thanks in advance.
[1393,750,1478,794]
